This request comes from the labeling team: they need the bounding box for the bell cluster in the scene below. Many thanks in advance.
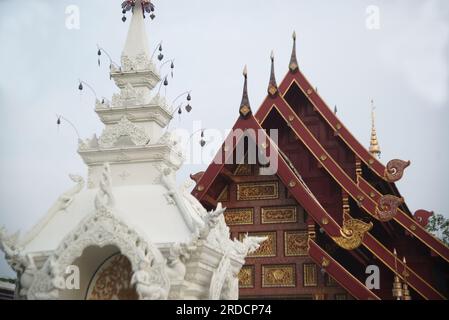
[121,0,156,22]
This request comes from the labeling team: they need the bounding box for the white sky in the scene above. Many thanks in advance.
[0,0,448,277]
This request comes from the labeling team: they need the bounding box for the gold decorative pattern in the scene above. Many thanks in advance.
[234,164,252,176]
[87,254,138,300]
[355,158,363,176]
[238,265,254,288]
[261,206,298,224]
[321,257,330,268]
[237,182,279,201]
[262,265,296,288]
[332,218,373,250]
[217,186,229,202]
[308,222,316,241]
[239,232,276,257]
[268,85,278,96]
[240,104,251,117]
[224,208,254,225]
[303,263,318,287]
[285,231,308,256]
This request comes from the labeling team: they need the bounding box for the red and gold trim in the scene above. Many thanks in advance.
[308,239,380,300]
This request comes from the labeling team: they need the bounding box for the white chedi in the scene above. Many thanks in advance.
[0,0,265,300]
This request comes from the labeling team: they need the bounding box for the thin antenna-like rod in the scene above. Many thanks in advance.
[57,114,81,140]
[79,80,98,100]
[159,59,174,73]
[171,91,191,106]
[97,45,120,68]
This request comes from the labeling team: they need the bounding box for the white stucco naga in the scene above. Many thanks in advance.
[0,1,265,300]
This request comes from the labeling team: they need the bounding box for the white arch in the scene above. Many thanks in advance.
[26,208,170,300]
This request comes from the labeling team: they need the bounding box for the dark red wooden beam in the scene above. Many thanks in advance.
[308,239,380,300]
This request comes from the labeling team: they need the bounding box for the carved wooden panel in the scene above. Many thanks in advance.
[262,265,296,288]
[237,182,278,201]
[261,206,298,224]
[224,208,254,225]
[284,231,308,256]
[303,263,318,287]
[238,265,255,288]
[335,293,347,300]
[239,232,276,257]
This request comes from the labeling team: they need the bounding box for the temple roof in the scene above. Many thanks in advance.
[192,35,449,300]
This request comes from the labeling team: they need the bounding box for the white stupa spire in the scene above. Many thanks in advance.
[122,1,150,61]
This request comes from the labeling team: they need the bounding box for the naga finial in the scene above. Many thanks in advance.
[375,194,404,221]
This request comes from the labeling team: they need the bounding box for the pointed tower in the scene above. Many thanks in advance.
[80,1,176,188]
[268,51,278,96]
[369,99,381,158]
[239,65,252,118]
[289,31,299,73]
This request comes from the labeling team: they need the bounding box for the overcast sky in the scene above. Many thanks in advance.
[0,0,448,278]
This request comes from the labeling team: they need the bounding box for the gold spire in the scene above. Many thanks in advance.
[369,99,381,158]
[239,65,252,118]
[289,31,299,73]
[268,50,278,96]
[402,257,412,300]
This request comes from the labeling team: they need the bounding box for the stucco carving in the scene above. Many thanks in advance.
[98,116,150,148]
[121,53,154,72]
[209,255,231,300]
[111,83,145,107]
[25,164,170,300]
